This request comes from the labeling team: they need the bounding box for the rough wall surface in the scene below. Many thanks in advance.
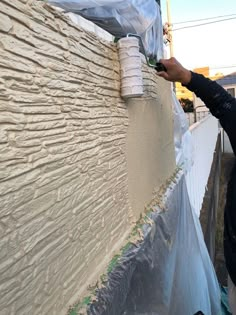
[0,1,175,314]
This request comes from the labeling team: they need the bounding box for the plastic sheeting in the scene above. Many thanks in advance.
[172,91,194,173]
[48,0,164,60]
[88,174,221,315]
[221,286,232,315]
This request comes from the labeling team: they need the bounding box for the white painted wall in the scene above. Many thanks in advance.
[185,112,195,126]
[185,115,219,217]
[223,84,236,97]
[221,129,233,153]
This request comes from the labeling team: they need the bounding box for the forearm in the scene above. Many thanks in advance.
[157,58,236,154]
[185,72,236,155]
[185,72,236,119]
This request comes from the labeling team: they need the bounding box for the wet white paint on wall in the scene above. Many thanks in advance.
[0,1,175,314]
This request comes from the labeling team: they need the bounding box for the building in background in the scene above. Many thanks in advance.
[176,66,223,125]
[216,72,236,153]
[216,72,236,98]
[176,66,223,102]
[175,67,211,101]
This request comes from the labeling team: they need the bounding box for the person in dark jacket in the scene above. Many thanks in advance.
[157,57,236,314]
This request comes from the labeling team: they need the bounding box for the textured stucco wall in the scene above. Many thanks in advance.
[0,1,175,314]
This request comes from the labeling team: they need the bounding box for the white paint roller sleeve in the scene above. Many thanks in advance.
[117,37,144,99]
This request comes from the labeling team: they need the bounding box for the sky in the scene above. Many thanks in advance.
[160,0,236,75]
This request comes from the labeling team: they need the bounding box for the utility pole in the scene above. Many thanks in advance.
[166,0,174,57]
[166,0,176,92]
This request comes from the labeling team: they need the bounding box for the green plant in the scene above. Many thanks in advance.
[107,254,120,274]
[179,98,194,112]
[68,296,91,315]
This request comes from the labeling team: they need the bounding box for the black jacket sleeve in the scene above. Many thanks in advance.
[185,72,236,155]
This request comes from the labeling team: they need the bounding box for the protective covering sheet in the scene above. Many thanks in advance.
[221,286,232,315]
[48,0,164,60]
[88,174,221,315]
[172,91,194,172]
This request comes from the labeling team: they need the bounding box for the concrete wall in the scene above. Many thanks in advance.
[221,128,233,154]
[200,135,221,262]
[186,115,219,217]
[0,1,176,314]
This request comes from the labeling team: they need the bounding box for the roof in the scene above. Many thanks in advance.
[216,72,236,86]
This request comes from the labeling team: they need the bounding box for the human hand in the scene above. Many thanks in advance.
[156,57,192,85]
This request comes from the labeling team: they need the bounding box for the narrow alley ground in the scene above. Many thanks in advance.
[215,153,235,286]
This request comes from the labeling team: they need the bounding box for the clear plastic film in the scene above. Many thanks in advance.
[87,174,221,315]
[172,91,194,172]
[48,0,164,60]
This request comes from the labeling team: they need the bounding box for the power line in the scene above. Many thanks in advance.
[173,13,236,25]
[210,65,236,70]
[173,16,236,31]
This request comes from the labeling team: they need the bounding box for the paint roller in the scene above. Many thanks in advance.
[117,33,167,99]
